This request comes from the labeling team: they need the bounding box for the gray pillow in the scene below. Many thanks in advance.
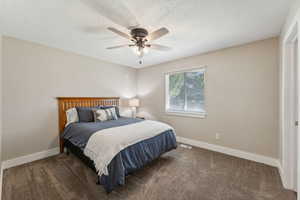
[76,106,101,122]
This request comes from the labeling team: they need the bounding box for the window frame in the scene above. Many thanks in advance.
[165,66,207,118]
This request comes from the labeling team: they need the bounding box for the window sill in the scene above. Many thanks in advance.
[165,111,207,118]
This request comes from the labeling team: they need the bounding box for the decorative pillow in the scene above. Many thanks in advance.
[101,106,121,117]
[76,106,101,122]
[93,109,108,122]
[105,107,118,120]
[65,108,79,126]
[93,107,118,122]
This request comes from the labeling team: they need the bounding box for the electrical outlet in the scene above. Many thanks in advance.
[215,133,220,140]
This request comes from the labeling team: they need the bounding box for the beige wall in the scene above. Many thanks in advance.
[2,37,137,160]
[138,38,279,158]
[0,34,2,197]
[0,35,2,163]
[2,36,280,160]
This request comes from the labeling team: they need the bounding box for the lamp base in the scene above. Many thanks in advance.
[131,107,137,118]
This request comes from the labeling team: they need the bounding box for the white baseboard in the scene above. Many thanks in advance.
[0,163,2,200]
[176,136,279,167]
[2,148,60,170]
[277,162,287,188]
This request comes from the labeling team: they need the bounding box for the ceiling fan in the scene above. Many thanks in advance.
[81,0,171,64]
[106,27,171,63]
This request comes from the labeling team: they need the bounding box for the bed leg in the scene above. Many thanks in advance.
[60,139,64,154]
[96,177,100,185]
[66,148,70,156]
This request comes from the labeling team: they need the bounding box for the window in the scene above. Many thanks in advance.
[165,67,206,117]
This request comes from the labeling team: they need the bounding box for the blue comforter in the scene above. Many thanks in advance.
[62,117,177,192]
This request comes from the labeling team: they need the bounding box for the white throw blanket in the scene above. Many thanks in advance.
[83,120,174,176]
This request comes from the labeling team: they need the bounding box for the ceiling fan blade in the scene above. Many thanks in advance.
[107,27,132,40]
[106,44,129,49]
[81,0,139,29]
[149,44,172,51]
[148,27,169,41]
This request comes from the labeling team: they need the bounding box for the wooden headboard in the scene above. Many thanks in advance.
[57,97,120,153]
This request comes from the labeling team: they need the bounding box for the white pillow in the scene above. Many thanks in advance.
[65,108,79,127]
[94,109,108,122]
[93,108,118,122]
[105,107,118,120]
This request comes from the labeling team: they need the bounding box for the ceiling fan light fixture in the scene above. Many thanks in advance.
[106,27,171,60]
[131,46,148,56]
[136,50,142,56]
[131,46,139,54]
[143,47,149,54]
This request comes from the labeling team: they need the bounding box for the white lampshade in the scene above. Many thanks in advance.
[129,98,140,107]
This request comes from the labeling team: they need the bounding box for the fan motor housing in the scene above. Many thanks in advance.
[130,28,148,39]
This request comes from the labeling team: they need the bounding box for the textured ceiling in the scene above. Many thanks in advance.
[0,0,293,68]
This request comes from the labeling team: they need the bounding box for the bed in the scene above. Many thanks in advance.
[57,97,177,192]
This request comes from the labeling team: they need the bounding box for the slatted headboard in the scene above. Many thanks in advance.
[57,97,120,153]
